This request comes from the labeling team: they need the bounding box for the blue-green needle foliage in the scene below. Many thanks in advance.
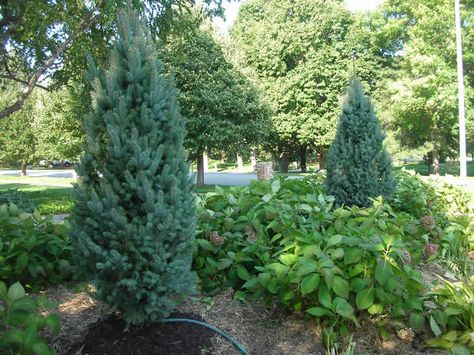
[326,77,396,207]
[71,12,196,325]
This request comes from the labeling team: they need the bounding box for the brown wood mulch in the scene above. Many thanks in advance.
[45,282,447,355]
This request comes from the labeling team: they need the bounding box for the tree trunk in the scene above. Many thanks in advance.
[280,152,289,173]
[299,145,307,173]
[21,162,27,176]
[432,148,440,176]
[196,154,205,186]
[237,152,244,172]
[250,149,257,171]
[318,150,326,170]
[203,151,209,173]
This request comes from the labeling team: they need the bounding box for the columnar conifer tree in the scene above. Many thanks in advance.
[326,78,396,207]
[71,12,196,325]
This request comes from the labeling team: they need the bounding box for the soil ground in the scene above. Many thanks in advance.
[45,283,447,355]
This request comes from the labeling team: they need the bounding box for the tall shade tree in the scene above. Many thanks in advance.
[35,85,85,162]
[326,78,396,207]
[231,0,385,172]
[380,0,474,174]
[0,83,37,175]
[71,12,196,325]
[162,22,270,185]
[0,0,230,120]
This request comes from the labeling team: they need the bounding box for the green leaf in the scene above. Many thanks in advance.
[279,254,298,266]
[348,263,364,277]
[331,248,345,260]
[271,179,281,194]
[429,315,442,337]
[32,342,53,355]
[327,234,343,247]
[445,307,463,316]
[0,281,7,301]
[451,344,471,355]
[267,279,278,294]
[318,285,332,309]
[216,258,233,270]
[344,247,363,265]
[266,263,288,280]
[23,323,38,346]
[306,307,332,317]
[299,204,313,213]
[425,338,453,349]
[15,252,29,274]
[11,297,37,311]
[322,268,334,288]
[0,329,23,345]
[45,314,60,335]
[242,278,258,289]
[409,313,425,332]
[375,260,392,286]
[7,282,25,303]
[332,276,349,299]
[236,265,250,281]
[297,259,318,276]
[368,304,383,315]
[301,274,320,296]
[355,288,374,310]
[332,297,358,325]
[440,330,458,342]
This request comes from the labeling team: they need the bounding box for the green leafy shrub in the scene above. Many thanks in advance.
[0,190,36,213]
[71,12,196,325]
[195,177,426,327]
[0,204,73,289]
[194,174,473,349]
[0,281,59,355]
[424,277,474,353]
[438,216,474,278]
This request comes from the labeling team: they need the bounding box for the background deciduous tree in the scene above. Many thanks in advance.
[231,0,387,172]
[162,16,270,185]
[0,0,230,120]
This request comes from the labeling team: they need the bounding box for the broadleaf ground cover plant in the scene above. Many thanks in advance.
[0,282,59,355]
[0,204,72,290]
[194,172,473,350]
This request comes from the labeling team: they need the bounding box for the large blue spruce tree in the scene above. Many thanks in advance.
[71,12,196,325]
[326,77,396,207]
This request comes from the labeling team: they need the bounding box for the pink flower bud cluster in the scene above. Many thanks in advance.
[209,231,225,246]
[420,215,436,231]
[424,243,438,257]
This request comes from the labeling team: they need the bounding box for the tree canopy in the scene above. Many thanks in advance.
[0,0,230,120]
[231,0,389,170]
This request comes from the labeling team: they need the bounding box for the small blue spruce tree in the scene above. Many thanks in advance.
[326,77,396,207]
[71,12,196,325]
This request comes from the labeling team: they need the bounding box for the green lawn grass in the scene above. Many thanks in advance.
[395,161,474,177]
[0,183,75,214]
[0,175,75,186]
[0,182,230,215]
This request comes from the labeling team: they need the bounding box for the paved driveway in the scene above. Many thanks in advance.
[0,169,261,186]
[0,169,74,178]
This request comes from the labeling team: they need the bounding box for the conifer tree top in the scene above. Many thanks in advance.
[326,76,396,207]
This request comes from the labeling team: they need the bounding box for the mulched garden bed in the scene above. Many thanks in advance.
[45,276,448,355]
[77,313,214,355]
